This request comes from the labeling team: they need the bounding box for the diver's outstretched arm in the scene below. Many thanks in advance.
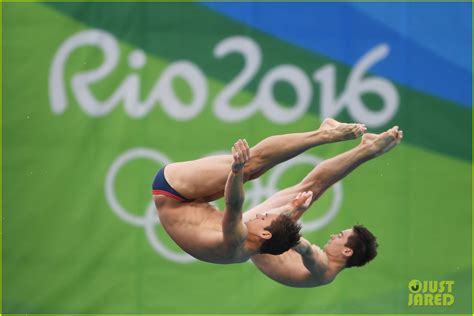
[222,140,249,244]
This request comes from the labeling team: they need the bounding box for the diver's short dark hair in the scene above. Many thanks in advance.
[260,215,301,255]
[345,224,378,268]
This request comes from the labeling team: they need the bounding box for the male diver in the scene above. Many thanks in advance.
[152,119,402,284]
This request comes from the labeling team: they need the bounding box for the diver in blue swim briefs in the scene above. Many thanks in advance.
[153,119,402,286]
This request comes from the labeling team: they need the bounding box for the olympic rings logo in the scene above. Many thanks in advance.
[105,148,343,263]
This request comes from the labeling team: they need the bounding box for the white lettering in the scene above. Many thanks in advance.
[213,36,261,121]
[51,30,207,120]
[258,64,312,124]
[314,44,399,128]
[50,29,399,127]
[49,29,120,115]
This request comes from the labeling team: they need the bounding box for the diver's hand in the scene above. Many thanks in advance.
[231,139,249,173]
[289,191,313,212]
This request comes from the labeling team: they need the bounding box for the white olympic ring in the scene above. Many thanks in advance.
[105,148,343,263]
[105,148,195,263]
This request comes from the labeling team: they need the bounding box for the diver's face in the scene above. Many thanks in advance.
[323,228,354,255]
[246,213,278,235]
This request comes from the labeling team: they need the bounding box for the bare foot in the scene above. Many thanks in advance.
[319,118,367,142]
[360,126,403,157]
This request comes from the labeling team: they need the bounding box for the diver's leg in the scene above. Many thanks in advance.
[243,118,366,180]
[166,119,366,201]
[243,127,403,221]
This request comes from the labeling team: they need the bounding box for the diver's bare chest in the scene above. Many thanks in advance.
[154,198,247,263]
[158,201,224,231]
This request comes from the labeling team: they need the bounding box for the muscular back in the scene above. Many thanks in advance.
[154,196,248,264]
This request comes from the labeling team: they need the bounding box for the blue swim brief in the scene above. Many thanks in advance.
[152,166,191,202]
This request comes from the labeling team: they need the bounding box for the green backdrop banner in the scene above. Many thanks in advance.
[2,2,471,314]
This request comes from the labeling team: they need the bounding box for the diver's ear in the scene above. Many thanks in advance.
[260,230,272,240]
[342,247,353,258]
